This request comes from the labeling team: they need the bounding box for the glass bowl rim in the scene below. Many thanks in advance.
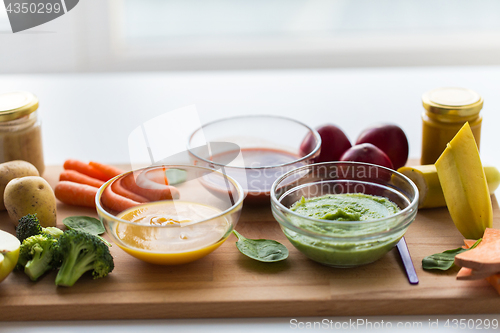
[95,164,244,228]
[270,161,419,234]
[186,114,322,170]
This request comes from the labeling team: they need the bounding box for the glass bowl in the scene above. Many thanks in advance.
[96,165,243,265]
[271,162,419,268]
[187,115,321,204]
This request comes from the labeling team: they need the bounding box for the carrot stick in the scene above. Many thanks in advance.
[54,181,98,208]
[111,177,149,203]
[122,172,180,201]
[60,170,105,188]
[89,161,125,180]
[101,184,141,212]
[64,159,109,181]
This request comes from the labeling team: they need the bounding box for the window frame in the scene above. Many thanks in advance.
[104,0,500,71]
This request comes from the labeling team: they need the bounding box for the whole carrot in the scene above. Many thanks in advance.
[101,184,141,212]
[122,172,180,201]
[111,177,149,203]
[64,159,109,181]
[60,169,105,188]
[55,181,98,208]
[89,161,125,180]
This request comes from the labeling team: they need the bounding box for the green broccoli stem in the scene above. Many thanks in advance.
[24,248,54,281]
[55,247,96,287]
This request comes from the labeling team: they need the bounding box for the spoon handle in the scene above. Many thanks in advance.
[396,237,419,285]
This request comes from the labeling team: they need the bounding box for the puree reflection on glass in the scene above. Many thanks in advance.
[116,201,230,265]
[286,193,404,267]
[203,147,303,203]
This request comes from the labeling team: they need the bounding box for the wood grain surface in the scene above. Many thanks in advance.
[0,165,499,321]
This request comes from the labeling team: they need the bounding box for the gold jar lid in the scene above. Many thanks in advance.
[0,91,39,122]
[422,87,483,121]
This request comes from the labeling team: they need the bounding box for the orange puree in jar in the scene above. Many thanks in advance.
[116,201,230,265]
[421,87,483,165]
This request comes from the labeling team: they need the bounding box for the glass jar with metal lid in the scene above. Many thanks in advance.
[0,91,45,175]
[421,87,483,165]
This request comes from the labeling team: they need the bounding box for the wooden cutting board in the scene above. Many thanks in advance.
[1,165,499,321]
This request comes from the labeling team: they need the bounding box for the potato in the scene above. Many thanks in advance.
[0,160,39,210]
[4,176,56,227]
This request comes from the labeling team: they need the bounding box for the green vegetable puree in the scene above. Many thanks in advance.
[286,193,403,267]
[291,193,400,221]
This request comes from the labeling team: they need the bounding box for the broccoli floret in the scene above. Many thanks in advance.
[43,227,64,239]
[16,214,64,242]
[17,234,60,281]
[16,214,43,243]
[55,230,114,287]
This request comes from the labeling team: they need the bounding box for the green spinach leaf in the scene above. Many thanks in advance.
[233,230,288,262]
[63,216,106,236]
[422,239,482,271]
[63,216,111,247]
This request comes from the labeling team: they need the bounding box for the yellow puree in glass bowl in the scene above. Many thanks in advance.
[116,201,230,265]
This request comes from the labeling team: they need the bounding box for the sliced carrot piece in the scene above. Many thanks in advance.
[455,228,500,272]
[485,273,500,295]
[486,273,500,292]
[486,275,500,295]
[463,239,477,249]
[54,181,98,208]
[457,230,500,294]
[456,267,497,280]
[60,170,105,188]
[64,159,109,181]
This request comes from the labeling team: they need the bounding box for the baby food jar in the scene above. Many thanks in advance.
[421,87,483,165]
[0,91,45,175]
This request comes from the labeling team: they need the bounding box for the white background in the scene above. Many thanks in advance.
[2,0,500,73]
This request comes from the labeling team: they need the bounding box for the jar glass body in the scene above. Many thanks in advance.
[0,110,45,175]
[421,112,482,165]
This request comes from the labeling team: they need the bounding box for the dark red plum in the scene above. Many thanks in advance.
[300,124,351,163]
[355,124,409,169]
[340,143,394,169]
